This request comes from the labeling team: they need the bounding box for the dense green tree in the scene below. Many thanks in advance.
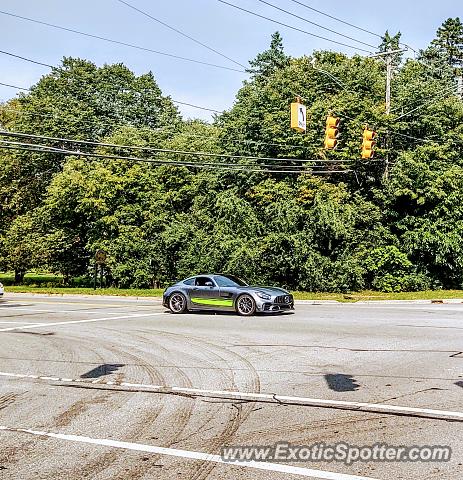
[0,58,180,233]
[247,31,290,80]
[431,17,463,71]
[1,28,463,293]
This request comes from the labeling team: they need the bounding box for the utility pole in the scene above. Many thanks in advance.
[385,52,393,115]
[456,75,463,99]
[370,48,407,179]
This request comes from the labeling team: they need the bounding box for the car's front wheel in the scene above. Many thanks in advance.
[236,294,256,316]
[168,292,188,314]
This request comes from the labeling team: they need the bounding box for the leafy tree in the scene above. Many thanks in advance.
[247,31,290,80]
[431,17,463,71]
[0,58,180,232]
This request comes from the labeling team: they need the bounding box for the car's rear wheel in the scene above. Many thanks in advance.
[168,292,188,313]
[236,294,256,316]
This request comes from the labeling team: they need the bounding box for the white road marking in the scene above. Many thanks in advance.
[0,321,43,324]
[1,371,462,421]
[3,299,161,308]
[0,426,377,480]
[0,312,166,332]
[0,307,134,315]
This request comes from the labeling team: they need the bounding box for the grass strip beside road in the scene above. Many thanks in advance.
[3,286,463,302]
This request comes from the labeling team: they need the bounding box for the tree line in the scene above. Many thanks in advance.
[0,18,462,292]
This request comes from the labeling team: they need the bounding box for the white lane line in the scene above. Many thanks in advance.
[1,371,462,421]
[0,321,43,324]
[0,312,166,332]
[0,426,377,480]
[0,307,136,315]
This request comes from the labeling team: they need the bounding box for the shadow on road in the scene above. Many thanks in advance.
[80,363,125,379]
[324,373,360,392]
[163,309,294,317]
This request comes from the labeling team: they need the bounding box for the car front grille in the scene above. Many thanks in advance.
[275,294,293,304]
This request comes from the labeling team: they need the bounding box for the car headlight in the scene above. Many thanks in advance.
[256,292,271,300]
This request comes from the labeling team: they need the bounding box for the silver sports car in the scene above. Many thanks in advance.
[162,274,294,316]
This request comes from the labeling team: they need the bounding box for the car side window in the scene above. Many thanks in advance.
[195,277,214,287]
[183,278,195,286]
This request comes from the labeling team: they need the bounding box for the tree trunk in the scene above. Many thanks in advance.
[14,270,25,285]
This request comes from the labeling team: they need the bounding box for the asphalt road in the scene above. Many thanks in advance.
[0,293,461,480]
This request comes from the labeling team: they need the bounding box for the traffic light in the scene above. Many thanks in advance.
[324,115,339,149]
[361,127,377,159]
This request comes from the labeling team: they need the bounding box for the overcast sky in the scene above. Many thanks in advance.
[0,0,459,120]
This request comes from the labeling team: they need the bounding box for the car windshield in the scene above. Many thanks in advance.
[214,275,248,287]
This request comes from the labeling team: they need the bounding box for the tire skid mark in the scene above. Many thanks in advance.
[131,328,261,480]
[62,336,167,480]
[98,331,195,480]
[0,331,76,468]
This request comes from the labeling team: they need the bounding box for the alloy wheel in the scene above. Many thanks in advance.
[169,293,186,313]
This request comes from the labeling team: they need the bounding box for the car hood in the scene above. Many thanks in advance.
[241,286,290,296]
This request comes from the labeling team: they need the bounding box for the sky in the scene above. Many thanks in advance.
[0,0,460,121]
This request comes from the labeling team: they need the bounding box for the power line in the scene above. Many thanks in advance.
[116,0,246,69]
[0,49,53,68]
[394,87,459,121]
[254,0,377,49]
[390,84,457,114]
[1,104,313,152]
[391,131,438,144]
[0,9,246,73]
[0,78,223,114]
[287,0,416,52]
[0,130,358,163]
[0,81,30,91]
[0,140,353,174]
[287,0,383,39]
[1,106,317,152]
[1,105,403,154]
[217,0,374,54]
[169,100,222,114]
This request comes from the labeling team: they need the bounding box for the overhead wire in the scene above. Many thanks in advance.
[0,76,223,114]
[0,130,360,163]
[286,0,383,39]
[0,106,314,151]
[0,81,30,91]
[394,86,459,121]
[2,77,460,151]
[115,0,246,69]
[254,0,377,49]
[217,0,374,54]
[3,46,459,152]
[0,139,353,174]
[0,49,53,68]
[389,83,458,113]
[0,9,246,73]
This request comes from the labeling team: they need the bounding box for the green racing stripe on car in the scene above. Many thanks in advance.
[191,297,234,307]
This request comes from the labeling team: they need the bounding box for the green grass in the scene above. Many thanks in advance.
[0,272,62,281]
[5,286,165,297]
[294,290,463,302]
[3,284,463,302]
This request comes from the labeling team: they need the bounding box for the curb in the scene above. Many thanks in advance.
[3,292,463,305]
[3,292,163,303]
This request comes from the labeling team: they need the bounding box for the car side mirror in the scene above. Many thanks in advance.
[205,281,213,287]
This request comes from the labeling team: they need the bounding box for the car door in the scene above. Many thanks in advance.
[190,276,221,309]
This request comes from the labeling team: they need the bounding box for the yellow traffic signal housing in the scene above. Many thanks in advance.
[291,101,307,132]
[361,128,377,159]
[324,116,339,149]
